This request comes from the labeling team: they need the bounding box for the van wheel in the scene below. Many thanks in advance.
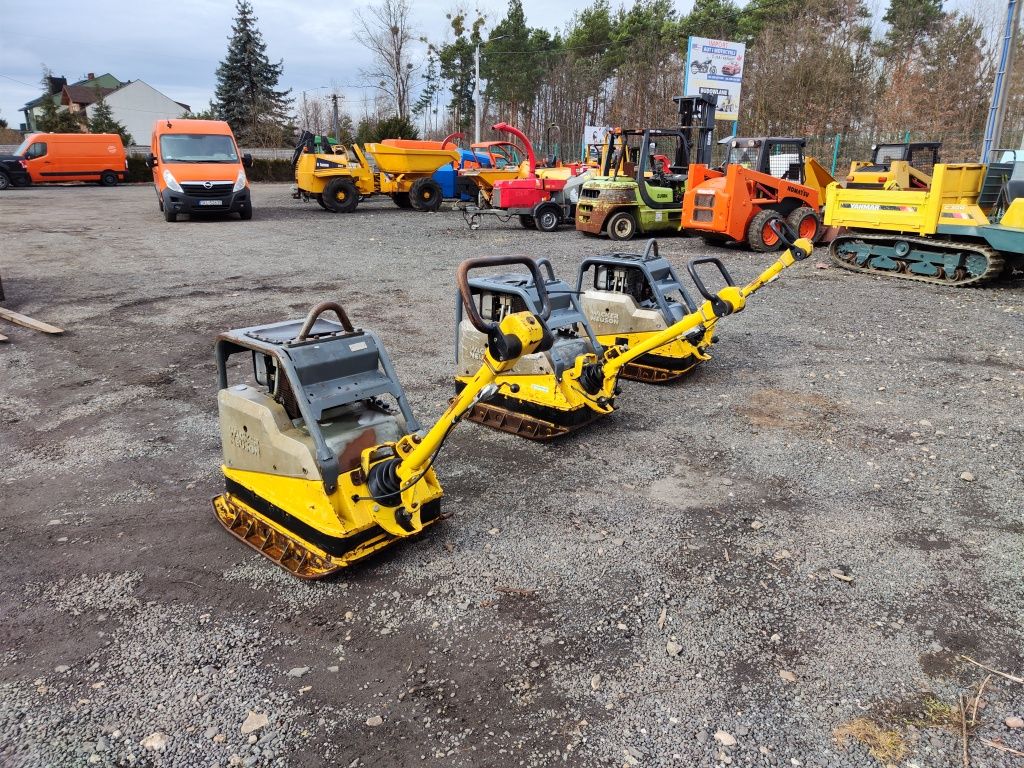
[99,171,118,186]
[606,210,637,241]
[0,172,10,191]
[164,207,177,223]
[239,206,253,220]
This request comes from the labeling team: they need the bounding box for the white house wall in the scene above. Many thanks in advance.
[87,80,187,145]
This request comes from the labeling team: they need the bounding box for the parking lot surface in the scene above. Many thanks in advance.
[1,183,1022,767]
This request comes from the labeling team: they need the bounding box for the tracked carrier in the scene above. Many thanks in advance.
[825,161,1024,286]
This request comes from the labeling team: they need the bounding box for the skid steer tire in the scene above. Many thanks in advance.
[393,192,413,209]
[323,178,359,213]
[606,210,638,241]
[787,206,820,242]
[315,195,329,210]
[747,209,784,252]
[409,178,443,212]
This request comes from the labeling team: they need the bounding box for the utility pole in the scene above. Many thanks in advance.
[983,0,1020,161]
[331,94,340,141]
[302,91,308,132]
[474,42,481,144]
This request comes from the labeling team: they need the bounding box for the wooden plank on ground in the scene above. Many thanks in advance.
[0,332,8,343]
[0,307,64,335]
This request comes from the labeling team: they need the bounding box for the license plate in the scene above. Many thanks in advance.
[198,199,223,206]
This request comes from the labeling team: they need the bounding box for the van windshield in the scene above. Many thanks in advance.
[160,134,239,163]
[14,136,36,156]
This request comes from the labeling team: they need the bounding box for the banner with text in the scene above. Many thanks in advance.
[684,37,745,122]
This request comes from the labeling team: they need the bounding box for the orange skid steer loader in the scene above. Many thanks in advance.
[680,137,835,251]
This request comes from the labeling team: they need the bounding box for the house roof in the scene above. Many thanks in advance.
[23,73,124,110]
[63,84,119,106]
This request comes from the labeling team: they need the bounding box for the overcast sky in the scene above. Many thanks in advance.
[0,0,607,130]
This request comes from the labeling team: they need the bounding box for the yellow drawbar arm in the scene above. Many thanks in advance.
[361,256,554,537]
[603,237,813,381]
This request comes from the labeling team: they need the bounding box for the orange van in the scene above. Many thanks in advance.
[147,119,253,222]
[15,133,127,185]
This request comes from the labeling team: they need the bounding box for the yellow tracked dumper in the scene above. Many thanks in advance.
[825,161,1024,286]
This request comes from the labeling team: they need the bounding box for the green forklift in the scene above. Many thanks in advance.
[575,94,717,241]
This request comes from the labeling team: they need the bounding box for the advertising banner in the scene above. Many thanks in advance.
[582,125,613,163]
[684,37,745,121]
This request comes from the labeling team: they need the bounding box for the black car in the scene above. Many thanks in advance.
[0,153,30,190]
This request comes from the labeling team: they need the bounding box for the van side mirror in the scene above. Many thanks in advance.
[145,153,157,169]
[242,153,253,169]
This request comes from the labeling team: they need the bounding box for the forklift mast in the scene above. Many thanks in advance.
[674,94,718,166]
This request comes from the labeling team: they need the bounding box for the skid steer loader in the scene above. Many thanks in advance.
[455,221,813,440]
[213,256,553,578]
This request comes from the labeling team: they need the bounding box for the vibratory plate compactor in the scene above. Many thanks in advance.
[213,256,553,578]
[455,220,813,440]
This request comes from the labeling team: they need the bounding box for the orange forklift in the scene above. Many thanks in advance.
[680,136,834,251]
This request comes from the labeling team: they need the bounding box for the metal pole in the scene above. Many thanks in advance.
[331,94,339,140]
[983,0,1020,161]
[831,133,841,176]
[474,42,481,144]
[302,91,308,131]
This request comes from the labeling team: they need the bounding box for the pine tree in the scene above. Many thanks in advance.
[36,68,85,133]
[214,0,293,145]
[88,89,133,146]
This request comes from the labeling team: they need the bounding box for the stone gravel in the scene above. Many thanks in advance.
[1,183,1022,767]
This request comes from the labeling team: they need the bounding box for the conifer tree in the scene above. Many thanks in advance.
[214,0,292,145]
[88,89,133,146]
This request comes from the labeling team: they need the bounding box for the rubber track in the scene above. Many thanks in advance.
[829,233,1006,287]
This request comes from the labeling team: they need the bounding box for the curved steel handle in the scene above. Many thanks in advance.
[686,257,736,301]
[441,132,465,149]
[768,218,811,260]
[535,257,557,282]
[297,301,355,341]
[456,255,552,334]
[642,238,659,260]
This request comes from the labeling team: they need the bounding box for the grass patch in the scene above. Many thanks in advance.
[835,718,908,763]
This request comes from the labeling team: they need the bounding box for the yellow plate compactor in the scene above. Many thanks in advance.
[455,220,813,440]
[212,256,553,578]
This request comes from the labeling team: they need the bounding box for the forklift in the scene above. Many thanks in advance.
[680,136,835,250]
[575,94,717,241]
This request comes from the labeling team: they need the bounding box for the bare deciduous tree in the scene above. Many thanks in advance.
[356,0,419,121]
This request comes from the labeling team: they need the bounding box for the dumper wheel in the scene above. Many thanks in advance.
[410,178,443,212]
[606,210,638,241]
[534,203,561,232]
[747,209,784,252]
[323,178,359,213]
[393,192,413,209]
[787,206,820,242]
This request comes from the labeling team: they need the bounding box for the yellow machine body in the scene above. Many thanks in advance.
[214,283,550,578]
[455,238,812,440]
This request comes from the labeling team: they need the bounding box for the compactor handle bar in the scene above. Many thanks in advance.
[768,218,811,261]
[686,257,736,302]
[457,255,553,334]
[535,257,558,282]
[297,301,355,340]
[642,238,659,260]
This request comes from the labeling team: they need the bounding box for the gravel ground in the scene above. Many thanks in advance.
[1,182,1022,768]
